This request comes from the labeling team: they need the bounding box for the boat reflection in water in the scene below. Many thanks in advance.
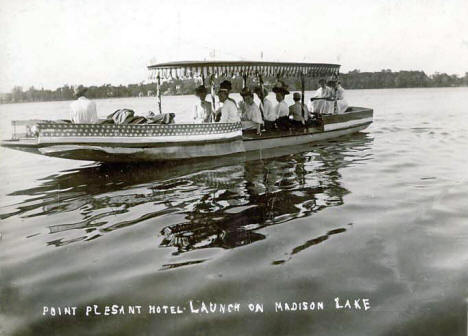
[2,133,373,265]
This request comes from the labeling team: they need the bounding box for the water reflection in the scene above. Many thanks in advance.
[1,133,373,258]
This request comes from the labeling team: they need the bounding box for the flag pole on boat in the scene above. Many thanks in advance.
[300,72,306,121]
[209,74,216,122]
[256,71,265,120]
[156,74,162,114]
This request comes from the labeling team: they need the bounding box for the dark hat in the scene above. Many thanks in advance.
[219,80,232,91]
[74,86,88,98]
[272,81,290,95]
[194,85,208,95]
[253,86,268,97]
[240,87,253,97]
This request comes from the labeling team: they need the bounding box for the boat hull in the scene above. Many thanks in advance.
[1,108,373,162]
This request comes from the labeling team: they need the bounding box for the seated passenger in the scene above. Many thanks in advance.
[289,92,309,128]
[239,87,263,135]
[272,81,291,130]
[219,80,238,107]
[70,87,98,123]
[193,85,213,123]
[333,81,349,114]
[309,79,333,115]
[216,85,240,123]
[254,86,275,131]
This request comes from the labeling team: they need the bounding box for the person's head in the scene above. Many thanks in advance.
[293,92,301,102]
[74,86,87,98]
[272,81,289,102]
[275,92,285,102]
[195,85,208,100]
[219,80,232,92]
[253,86,268,100]
[329,80,337,88]
[217,88,229,102]
[240,87,254,104]
[318,79,326,88]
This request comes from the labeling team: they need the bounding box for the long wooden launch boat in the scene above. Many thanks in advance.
[1,61,373,162]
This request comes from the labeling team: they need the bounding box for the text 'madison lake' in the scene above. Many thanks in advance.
[0,88,467,335]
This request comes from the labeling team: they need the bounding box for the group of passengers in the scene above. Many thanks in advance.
[193,78,348,134]
[308,79,348,115]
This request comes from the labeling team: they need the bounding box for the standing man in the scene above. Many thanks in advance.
[216,84,240,123]
[193,85,213,123]
[254,86,275,131]
[289,92,309,128]
[272,81,290,130]
[70,87,98,124]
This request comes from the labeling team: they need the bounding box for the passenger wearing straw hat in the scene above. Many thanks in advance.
[239,87,263,135]
[216,82,240,123]
[272,81,291,130]
[193,85,213,123]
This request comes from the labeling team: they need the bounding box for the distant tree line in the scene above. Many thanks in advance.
[2,70,467,104]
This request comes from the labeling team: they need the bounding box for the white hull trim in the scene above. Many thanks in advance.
[323,117,374,131]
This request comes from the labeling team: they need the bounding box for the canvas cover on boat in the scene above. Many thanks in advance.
[148,61,340,80]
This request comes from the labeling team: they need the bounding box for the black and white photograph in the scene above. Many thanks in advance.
[0,0,467,335]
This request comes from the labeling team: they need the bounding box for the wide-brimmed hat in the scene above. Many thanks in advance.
[240,87,253,97]
[272,81,290,95]
[219,80,232,91]
[253,86,268,97]
[194,85,208,95]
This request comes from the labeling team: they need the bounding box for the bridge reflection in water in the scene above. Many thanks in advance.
[2,133,373,267]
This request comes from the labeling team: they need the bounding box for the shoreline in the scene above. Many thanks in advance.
[1,86,467,106]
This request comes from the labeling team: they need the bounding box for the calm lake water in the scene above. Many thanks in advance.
[0,88,467,335]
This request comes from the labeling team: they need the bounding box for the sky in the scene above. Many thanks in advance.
[0,0,467,92]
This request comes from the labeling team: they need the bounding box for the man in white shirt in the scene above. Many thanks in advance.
[216,87,240,123]
[70,87,98,123]
[239,87,263,135]
[254,86,275,131]
[272,81,291,130]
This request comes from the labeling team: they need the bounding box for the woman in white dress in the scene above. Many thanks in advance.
[309,79,333,114]
[331,81,349,114]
